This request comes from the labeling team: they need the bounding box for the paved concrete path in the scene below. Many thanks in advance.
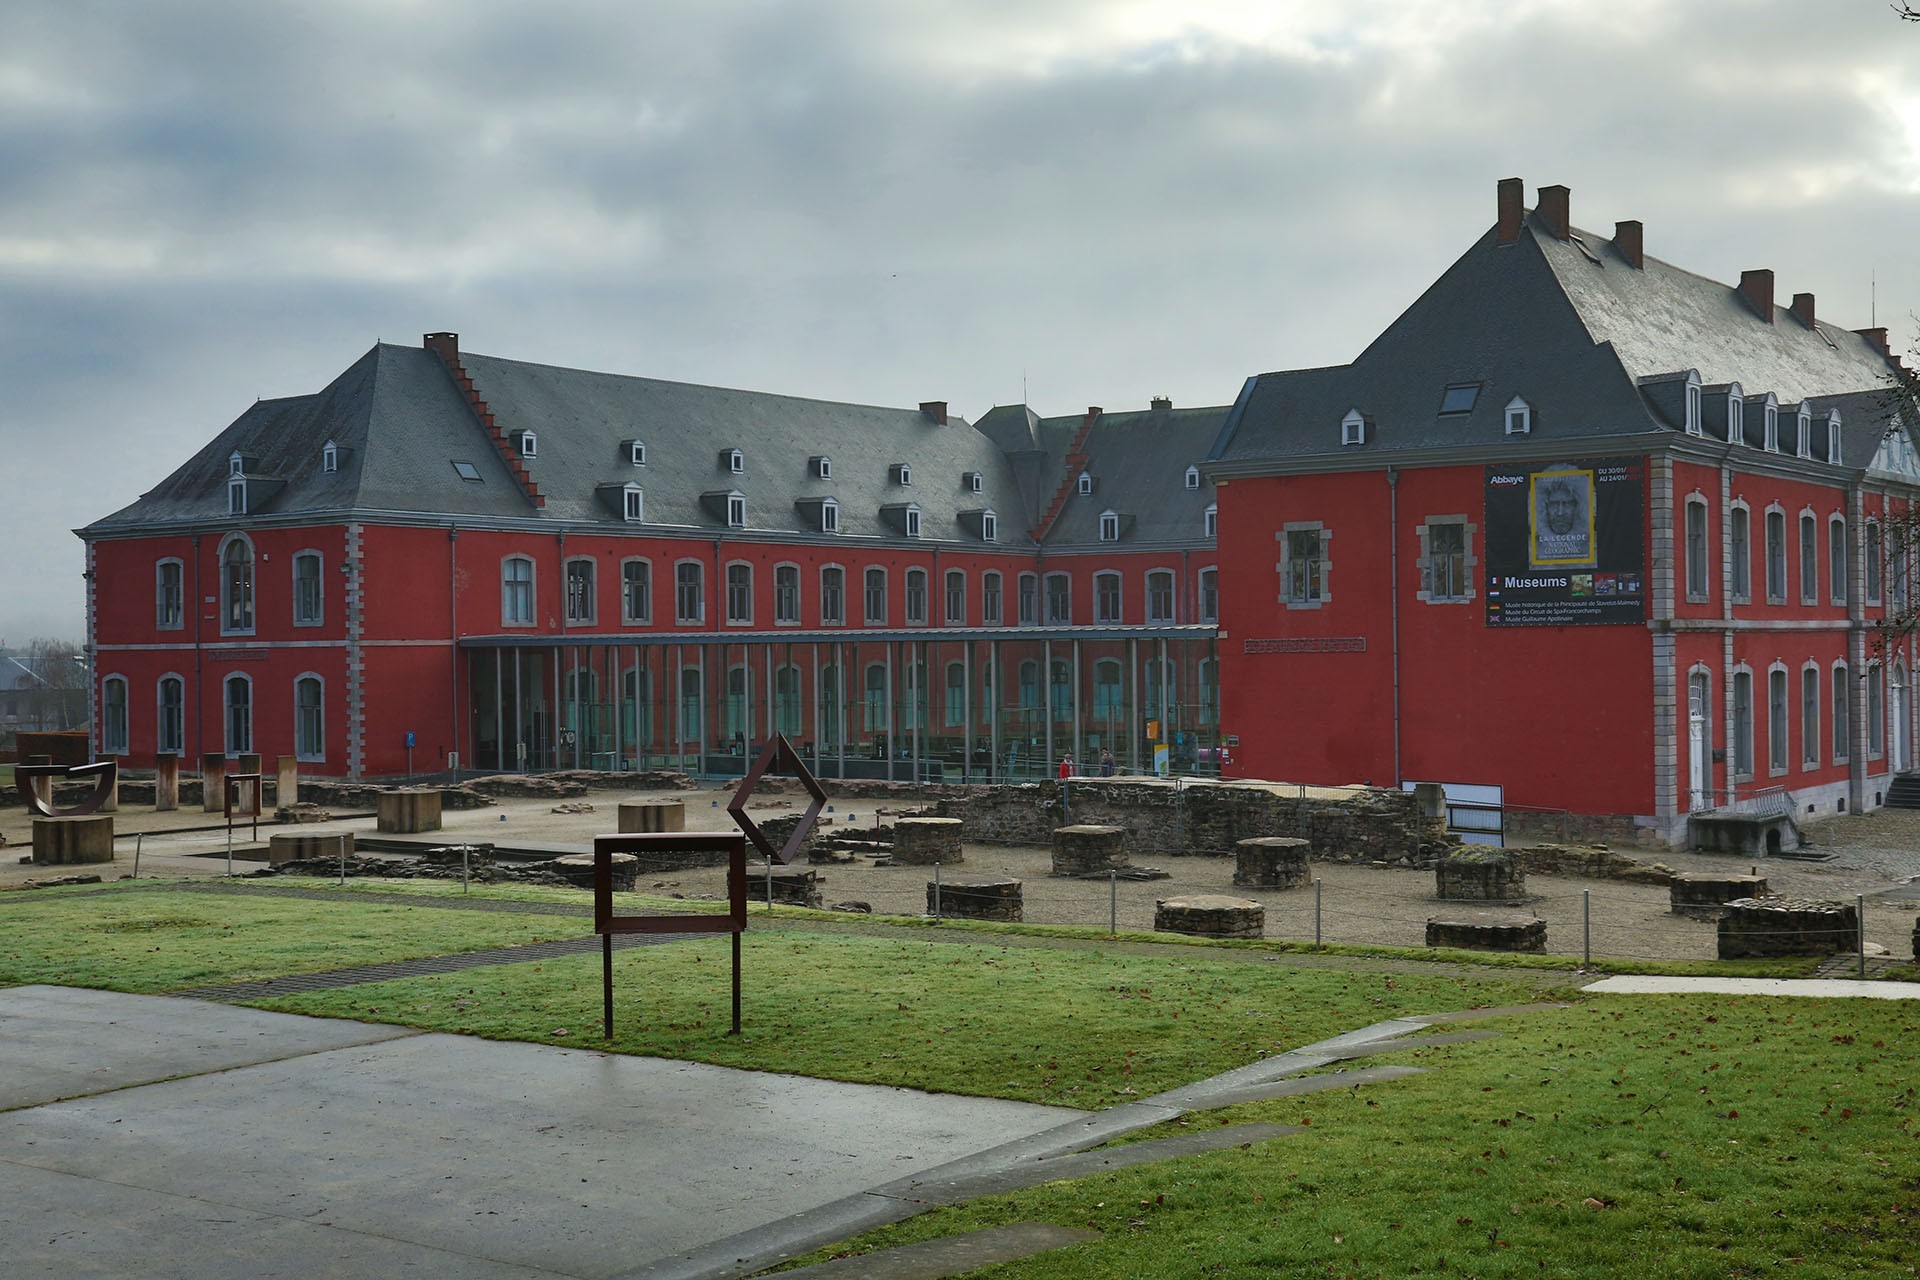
[1585,974,1920,998]
[0,986,1084,1279]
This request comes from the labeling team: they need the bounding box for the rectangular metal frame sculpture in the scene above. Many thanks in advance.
[592,832,748,1039]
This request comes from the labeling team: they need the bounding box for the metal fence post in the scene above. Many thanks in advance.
[337,834,346,887]
[462,845,470,895]
[1109,868,1118,936]
[1583,889,1591,968]
[766,861,774,909]
[1314,878,1322,952]
[133,833,143,879]
[933,861,942,922]
[1858,894,1867,979]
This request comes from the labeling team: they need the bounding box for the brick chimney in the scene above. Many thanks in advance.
[1613,220,1643,269]
[919,400,947,425]
[1536,184,1570,241]
[1791,293,1816,329]
[1856,327,1891,357]
[1739,270,1774,323]
[423,332,459,364]
[1496,177,1524,245]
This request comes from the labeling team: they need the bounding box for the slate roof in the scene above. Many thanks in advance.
[1033,403,1225,547]
[1212,205,1911,471]
[85,340,1224,553]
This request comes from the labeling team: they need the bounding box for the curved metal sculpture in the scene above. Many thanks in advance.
[15,759,118,818]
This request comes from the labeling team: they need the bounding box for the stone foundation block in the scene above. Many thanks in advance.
[1717,897,1858,959]
[929,876,1022,922]
[749,865,823,908]
[892,817,964,865]
[1436,850,1527,901]
[617,800,686,833]
[1426,911,1546,952]
[1234,836,1310,890]
[1155,894,1264,939]
[31,816,114,866]
[1052,824,1129,875]
[377,789,444,834]
[267,832,353,866]
[545,852,638,891]
[1670,872,1769,918]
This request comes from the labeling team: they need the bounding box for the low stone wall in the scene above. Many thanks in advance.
[268,832,353,866]
[540,852,638,891]
[937,780,1452,865]
[1512,844,1674,884]
[1718,897,1859,959]
[1426,912,1546,952]
[930,876,1022,922]
[1504,810,1651,847]
[1670,872,1769,918]
[1155,894,1264,939]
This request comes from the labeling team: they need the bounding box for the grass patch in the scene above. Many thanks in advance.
[776,995,1920,1278]
[0,886,591,992]
[255,931,1561,1103]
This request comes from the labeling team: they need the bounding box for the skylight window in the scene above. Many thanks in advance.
[452,461,483,482]
[1439,384,1480,415]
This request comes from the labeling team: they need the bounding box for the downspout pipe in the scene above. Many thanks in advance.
[1388,467,1402,787]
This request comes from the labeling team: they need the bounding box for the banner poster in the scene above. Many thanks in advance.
[1483,458,1645,626]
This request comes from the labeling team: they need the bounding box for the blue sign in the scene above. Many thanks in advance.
[404,731,416,749]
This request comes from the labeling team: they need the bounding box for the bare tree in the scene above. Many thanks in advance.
[20,637,88,732]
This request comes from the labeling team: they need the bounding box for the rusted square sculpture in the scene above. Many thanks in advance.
[592,832,748,1038]
[726,733,827,865]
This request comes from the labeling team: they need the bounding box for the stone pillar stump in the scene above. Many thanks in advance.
[546,852,638,891]
[1155,894,1264,939]
[377,788,444,834]
[1436,850,1527,901]
[618,800,686,833]
[893,817,963,865]
[1718,897,1858,959]
[930,876,1022,921]
[1669,872,1769,918]
[1234,837,1310,890]
[1426,912,1546,952]
[749,865,823,908]
[155,755,179,812]
[99,756,121,812]
[268,832,353,866]
[1051,824,1128,875]
[32,816,114,866]
[276,756,299,807]
[201,753,227,813]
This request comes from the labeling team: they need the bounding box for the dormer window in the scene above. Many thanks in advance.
[1184,466,1200,490]
[628,440,647,467]
[622,484,644,523]
[1099,510,1120,541]
[891,462,912,486]
[1726,387,1743,444]
[905,505,921,538]
[1827,412,1842,463]
[812,455,832,479]
[1685,381,1703,435]
[1077,473,1094,496]
[726,493,746,528]
[1764,403,1779,452]
[517,429,538,458]
[228,452,245,477]
[820,498,839,533]
[1204,504,1218,538]
[1504,396,1532,436]
[725,448,744,474]
[322,441,338,473]
[1796,408,1813,459]
[981,511,997,541]
[227,476,247,515]
[966,470,983,493]
[1341,409,1367,446]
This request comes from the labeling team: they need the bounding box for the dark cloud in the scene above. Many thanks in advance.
[1,1,1915,640]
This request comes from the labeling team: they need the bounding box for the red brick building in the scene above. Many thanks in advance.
[1208,179,1918,843]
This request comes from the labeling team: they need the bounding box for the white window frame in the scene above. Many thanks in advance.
[224,671,253,756]
[101,674,128,756]
[294,672,325,763]
[1827,412,1842,463]
[674,559,705,625]
[1504,396,1532,436]
[1094,570,1122,623]
[156,674,185,757]
[820,498,840,534]
[819,564,846,627]
[156,558,185,630]
[502,555,535,628]
[219,532,256,636]
[1077,472,1093,496]
[1726,388,1743,444]
[968,470,984,493]
[1146,569,1175,623]
[1796,409,1813,459]
[517,430,537,458]
[322,441,338,473]
[894,462,912,486]
[980,510,997,542]
[1204,504,1218,539]
[620,557,652,625]
[1280,522,1329,607]
[1728,501,1750,604]
[1184,466,1200,490]
[815,455,832,478]
[726,493,746,529]
[1044,571,1072,625]
[982,570,1003,626]
[564,556,596,626]
[292,549,324,627]
[727,448,744,474]
[725,561,753,626]
[774,563,801,627]
[622,484,644,523]
[1418,515,1476,603]
[1098,510,1120,542]
[227,476,247,516]
[1340,409,1366,446]
[1685,380,1703,435]
[1764,402,1779,452]
[904,505,921,538]
[630,440,647,467]
[904,567,928,625]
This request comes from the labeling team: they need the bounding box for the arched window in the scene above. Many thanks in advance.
[502,556,535,626]
[221,535,255,633]
[101,676,128,755]
[1146,570,1175,623]
[294,675,324,761]
[156,676,185,756]
[224,673,252,754]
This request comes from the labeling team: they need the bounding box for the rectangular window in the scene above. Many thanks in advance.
[565,559,595,624]
[865,568,887,624]
[1870,665,1885,757]
[1146,570,1174,623]
[293,552,323,626]
[1095,572,1121,623]
[157,677,184,755]
[1729,506,1749,603]
[1799,515,1818,605]
[225,675,252,755]
[1830,517,1848,606]
[1045,573,1071,624]
[905,569,927,624]
[726,563,752,625]
[1284,526,1325,605]
[1768,668,1788,773]
[1892,528,1910,611]
[675,562,703,624]
[775,565,800,625]
[982,571,1003,625]
[1834,665,1851,762]
[295,676,324,761]
[944,570,965,625]
[1199,568,1218,624]
[1017,574,1038,626]
[1801,667,1819,767]
[1732,670,1753,779]
[1423,519,1470,602]
[820,567,845,626]
[1765,510,1786,603]
[1867,522,1883,604]
[101,677,127,755]
[622,560,651,624]
[156,561,184,630]
[1685,502,1710,601]
[502,558,533,626]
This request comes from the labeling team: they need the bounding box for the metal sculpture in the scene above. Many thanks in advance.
[14,759,117,818]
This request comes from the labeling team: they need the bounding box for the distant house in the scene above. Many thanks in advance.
[1,649,86,741]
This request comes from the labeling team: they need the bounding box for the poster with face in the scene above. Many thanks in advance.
[1530,468,1595,568]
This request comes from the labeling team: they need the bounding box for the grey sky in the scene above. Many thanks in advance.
[3,0,1916,643]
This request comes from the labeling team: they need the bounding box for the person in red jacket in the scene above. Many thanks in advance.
[1057,755,1073,780]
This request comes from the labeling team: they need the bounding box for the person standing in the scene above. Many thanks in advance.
[1100,748,1115,776]
[1058,755,1073,780]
